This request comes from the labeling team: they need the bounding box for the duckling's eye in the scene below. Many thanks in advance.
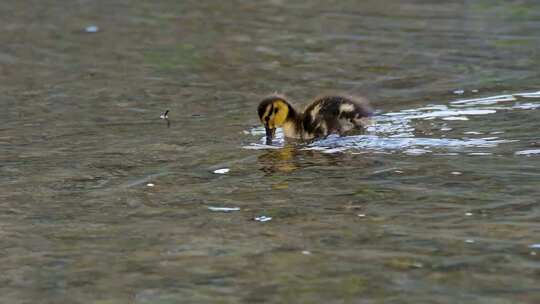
[274,108,279,114]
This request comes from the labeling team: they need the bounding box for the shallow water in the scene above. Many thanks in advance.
[2,0,540,303]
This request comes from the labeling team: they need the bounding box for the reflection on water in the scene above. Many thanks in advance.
[3,0,540,303]
[258,145,298,174]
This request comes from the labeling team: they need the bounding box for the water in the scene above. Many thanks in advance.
[2,0,540,303]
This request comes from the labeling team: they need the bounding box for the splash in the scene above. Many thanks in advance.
[244,91,540,154]
[307,134,510,154]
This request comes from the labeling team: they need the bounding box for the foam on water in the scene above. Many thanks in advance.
[244,91,540,154]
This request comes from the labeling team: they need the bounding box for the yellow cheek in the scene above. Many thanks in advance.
[272,102,289,126]
[274,110,287,125]
[262,101,289,128]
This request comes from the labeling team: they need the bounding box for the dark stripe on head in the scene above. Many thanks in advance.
[258,96,278,119]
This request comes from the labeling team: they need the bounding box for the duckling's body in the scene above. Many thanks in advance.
[258,95,372,142]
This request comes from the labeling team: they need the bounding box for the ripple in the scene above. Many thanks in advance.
[451,94,517,105]
[442,116,469,121]
[515,149,540,156]
[307,134,510,154]
[396,109,496,120]
[512,103,540,110]
[515,91,540,98]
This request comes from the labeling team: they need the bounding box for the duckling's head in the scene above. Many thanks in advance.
[257,96,292,142]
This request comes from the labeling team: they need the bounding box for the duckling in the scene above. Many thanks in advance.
[257,94,372,142]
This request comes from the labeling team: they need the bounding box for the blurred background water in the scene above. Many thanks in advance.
[1,0,540,303]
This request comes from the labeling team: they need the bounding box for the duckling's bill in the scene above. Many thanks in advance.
[265,127,276,142]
